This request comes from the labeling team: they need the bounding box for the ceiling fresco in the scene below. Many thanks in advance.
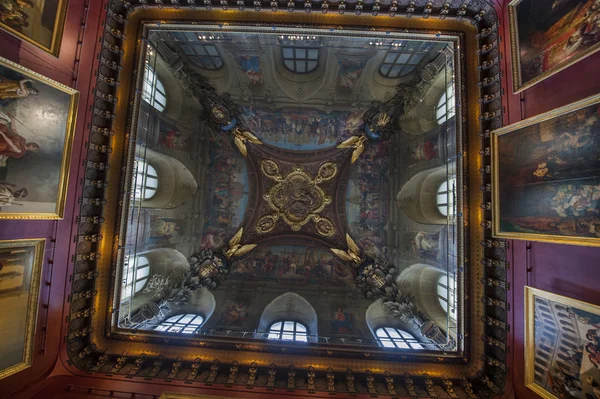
[114,27,462,356]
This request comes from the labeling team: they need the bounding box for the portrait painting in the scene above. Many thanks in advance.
[509,0,600,92]
[330,308,354,334]
[525,287,600,399]
[491,93,600,246]
[0,0,69,56]
[0,56,78,219]
[0,238,44,380]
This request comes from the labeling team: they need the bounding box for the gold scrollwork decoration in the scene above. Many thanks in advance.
[316,162,338,183]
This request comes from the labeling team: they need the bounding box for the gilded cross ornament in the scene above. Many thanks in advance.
[256,159,337,237]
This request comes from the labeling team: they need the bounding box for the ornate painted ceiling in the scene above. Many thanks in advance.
[63,2,509,396]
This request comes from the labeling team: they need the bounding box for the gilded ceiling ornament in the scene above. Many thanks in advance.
[337,134,368,164]
[257,160,336,236]
[232,127,262,157]
[224,227,257,259]
[330,233,363,265]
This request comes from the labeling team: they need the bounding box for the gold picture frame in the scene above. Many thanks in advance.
[0,238,45,380]
[491,93,600,247]
[525,286,600,399]
[0,56,79,220]
[0,0,69,57]
[508,0,600,93]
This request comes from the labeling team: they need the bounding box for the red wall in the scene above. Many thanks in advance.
[0,0,107,397]
[1,0,599,398]
[496,0,600,398]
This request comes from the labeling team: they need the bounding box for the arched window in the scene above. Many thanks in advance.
[132,159,158,200]
[379,41,432,78]
[437,176,456,217]
[437,275,457,321]
[375,327,423,349]
[155,313,204,334]
[436,85,456,124]
[267,321,308,342]
[142,65,166,112]
[169,32,224,70]
[121,255,150,301]
[282,46,319,73]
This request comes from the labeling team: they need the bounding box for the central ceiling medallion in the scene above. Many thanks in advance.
[257,159,337,236]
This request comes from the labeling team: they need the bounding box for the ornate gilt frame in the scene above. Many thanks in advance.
[0,56,79,220]
[524,286,600,399]
[0,238,45,380]
[508,0,600,93]
[491,93,600,247]
[0,0,69,57]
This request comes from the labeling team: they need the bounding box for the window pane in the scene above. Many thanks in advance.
[396,53,411,64]
[395,342,409,349]
[206,45,218,56]
[308,49,318,59]
[268,332,280,340]
[296,61,306,73]
[271,322,282,331]
[307,61,317,72]
[181,44,195,55]
[214,58,223,68]
[380,64,391,75]
[380,339,395,348]
[136,266,150,279]
[296,324,306,332]
[384,52,398,63]
[180,314,195,324]
[284,60,294,70]
[194,45,207,55]
[283,48,294,58]
[190,316,204,325]
[386,328,401,338]
[390,65,402,77]
[168,326,182,333]
[283,321,295,331]
[282,333,294,341]
[296,48,307,59]
[410,54,424,64]
[376,328,388,338]
[296,334,308,342]
[135,280,147,292]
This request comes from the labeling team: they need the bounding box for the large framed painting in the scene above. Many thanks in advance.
[525,287,600,399]
[0,56,78,219]
[491,93,600,247]
[0,0,69,57]
[508,0,600,93]
[0,238,44,380]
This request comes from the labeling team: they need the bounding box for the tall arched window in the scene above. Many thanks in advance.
[267,321,308,342]
[142,65,166,112]
[282,46,319,73]
[437,176,456,217]
[437,275,457,321]
[169,31,224,70]
[155,314,204,334]
[132,159,158,200]
[375,327,423,349]
[435,85,456,124]
[121,255,150,301]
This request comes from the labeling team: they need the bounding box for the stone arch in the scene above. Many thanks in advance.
[257,292,318,338]
[134,146,197,209]
[395,263,457,338]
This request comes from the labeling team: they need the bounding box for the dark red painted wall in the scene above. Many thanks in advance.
[0,0,598,398]
[495,0,600,398]
[0,0,107,397]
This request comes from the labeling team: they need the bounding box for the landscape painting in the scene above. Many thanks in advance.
[0,56,77,219]
[0,238,44,380]
[525,287,600,399]
[509,0,600,92]
[0,0,69,56]
[492,94,600,246]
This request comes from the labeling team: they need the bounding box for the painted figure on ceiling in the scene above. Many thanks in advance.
[237,55,262,85]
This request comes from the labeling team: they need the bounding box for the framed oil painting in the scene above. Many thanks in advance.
[508,0,600,93]
[491,93,600,247]
[0,56,78,219]
[525,287,600,399]
[0,238,44,380]
[0,0,69,57]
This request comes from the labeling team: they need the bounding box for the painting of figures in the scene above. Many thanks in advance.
[0,57,77,219]
[509,0,600,92]
[525,287,600,399]
[239,106,362,150]
[0,239,44,380]
[492,94,600,246]
[229,244,355,286]
[0,0,68,56]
